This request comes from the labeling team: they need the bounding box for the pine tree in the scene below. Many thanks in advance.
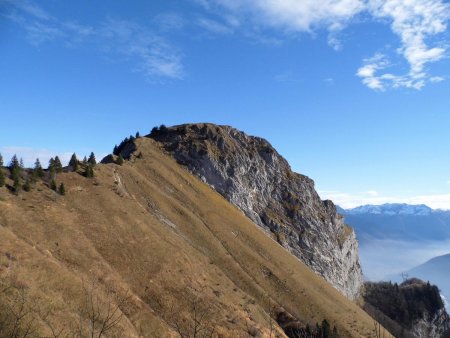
[19,158,24,169]
[23,179,31,192]
[48,157,55,171]
[13,176,20,194]
[9,155,21,184]
[159,124,168,135]
[0,152,3,167]
[69,153,78,172]
[84,164,94,178]
[58,183,65,195]
[0,169,4,187]
[135,131,140,138]
[113,145,119,155]
[50,179,57,191]
[9,154,20,170]
[54,156,63,173]
[321,319,331,338]
[88,152,96,166]
[83,156,87,164]
[116,154,124,165]
[150,126,158,136]
[34,158,44,178]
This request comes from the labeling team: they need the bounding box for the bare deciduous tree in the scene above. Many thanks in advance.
[0,280,38,338]
[74,281,128,338]
[153,286,217,338]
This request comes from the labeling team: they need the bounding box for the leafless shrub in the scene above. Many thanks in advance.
[152,286,217,338]
[0,279,38,338]
[73,280,129,338]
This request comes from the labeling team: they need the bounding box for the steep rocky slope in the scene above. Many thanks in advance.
[150,123,363,299]
[0,136,386,337]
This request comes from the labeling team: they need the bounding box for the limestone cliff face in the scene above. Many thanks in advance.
[151,123,363,299]
[411,308,450,338]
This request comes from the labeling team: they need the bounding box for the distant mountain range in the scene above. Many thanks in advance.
[339,203,450,242]
[341,203,433,216]
[339,203,450,312]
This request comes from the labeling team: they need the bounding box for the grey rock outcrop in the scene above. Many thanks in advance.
[411,308,450,338]
[151,123,363,299]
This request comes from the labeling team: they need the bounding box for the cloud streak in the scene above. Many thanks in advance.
[319,190,450,210]
[3,0,183,80]
[3,0,450,88]
[201,0,450,90]
[0,146,73,168]
[99,18,184,80]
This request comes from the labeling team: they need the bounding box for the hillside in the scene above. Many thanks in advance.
[407,254,450,308]
[0,135,387,337]
[364,278,450,338]
[149,123,363,300]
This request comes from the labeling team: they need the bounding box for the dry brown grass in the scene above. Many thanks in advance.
[0,138,391,337]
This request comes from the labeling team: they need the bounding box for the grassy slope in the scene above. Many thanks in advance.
[0,138,390,337]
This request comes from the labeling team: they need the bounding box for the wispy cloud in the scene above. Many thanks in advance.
[99,18,184,80]
[319,189,450,210]
[0,146,109,168]
[274,71,302,83]
[0,146,73,168]
[154,13,185,32]
[4,0,450,88]
[358,0,450,90]
[323,78,335,86]
[3,0,184,80]
[200,0,450,90]
[197,17,233,35]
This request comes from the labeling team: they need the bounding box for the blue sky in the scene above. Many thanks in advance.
[1,0,450,208]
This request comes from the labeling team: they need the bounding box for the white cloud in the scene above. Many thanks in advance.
[0,146,73,168]
[319,190,450,210]
[0,146,109,168]
[5,0,450,88]
[154,13,185,32]
[4,0,52,21]
[430,76,445,83]
[206,0,365,32]
[3,1,183,80]
[274,71,301,83]
[100,18,184,80]
[197,17,234,34]
[202,0,450,90]
[324,77,335,86]
[358,0,450,90]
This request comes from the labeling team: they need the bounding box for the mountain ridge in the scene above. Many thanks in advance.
[149,123,363,300]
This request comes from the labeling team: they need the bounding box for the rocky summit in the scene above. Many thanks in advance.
[151,123,363,299]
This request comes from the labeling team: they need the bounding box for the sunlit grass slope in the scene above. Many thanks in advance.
[0,137,391,337]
